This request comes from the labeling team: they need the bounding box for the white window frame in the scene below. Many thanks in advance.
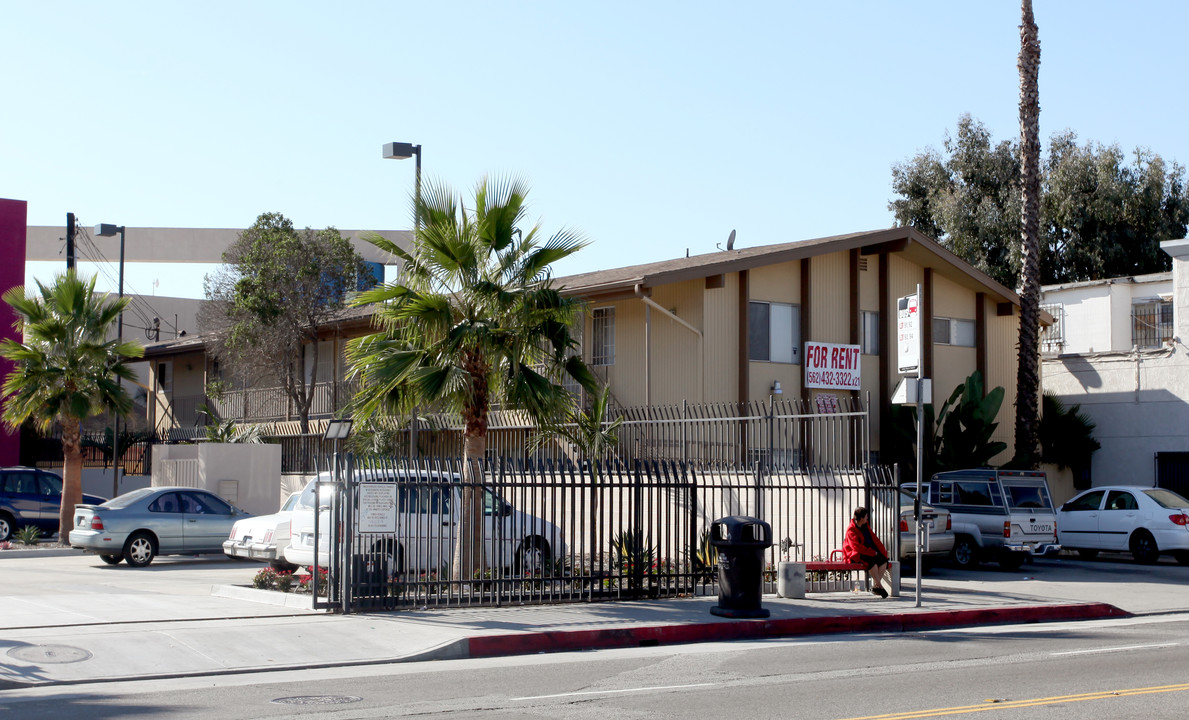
[749,301,801,364]
[933,317,976,347]
[591,307,615,366]
[860,310,880,355]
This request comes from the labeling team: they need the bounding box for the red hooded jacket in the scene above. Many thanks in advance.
[842,518,888,565]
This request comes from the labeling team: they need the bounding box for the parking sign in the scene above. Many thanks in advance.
[898,293,919,374]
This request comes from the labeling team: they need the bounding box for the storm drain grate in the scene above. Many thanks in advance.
[271,695,363,706]
[7,645,93,664]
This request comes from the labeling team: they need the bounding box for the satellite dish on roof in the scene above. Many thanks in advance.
[727,229,736,251]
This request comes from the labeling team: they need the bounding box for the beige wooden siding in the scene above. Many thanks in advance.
[648,280,706,404]
[985,305,1020,462]
[749,260,801,303]
[859,253,879,310]
[808,251,851,345]
[702,272,739,403]
[933,345,976,405]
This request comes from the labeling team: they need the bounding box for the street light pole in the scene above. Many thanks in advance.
[382,142,422,228]
[96,224,125,498]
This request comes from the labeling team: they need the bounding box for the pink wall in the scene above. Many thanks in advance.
[0,199,27,465]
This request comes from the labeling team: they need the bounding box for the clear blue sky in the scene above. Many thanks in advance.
[6,1,1188,299]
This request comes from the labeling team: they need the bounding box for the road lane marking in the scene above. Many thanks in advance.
[513,682,716,701]
[834,682,1189,720]
[1051,642,1178,656]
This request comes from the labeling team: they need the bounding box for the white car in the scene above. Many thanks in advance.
[222,486,305,570]
[284,470,567,578]
[1057,485,1189,565]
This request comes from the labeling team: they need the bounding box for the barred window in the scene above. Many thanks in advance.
[591,307,615,366]
[1132,300,1173,349]
[1040,303,1064,353]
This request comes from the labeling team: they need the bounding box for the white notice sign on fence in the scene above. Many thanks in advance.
[897,293,920,374]
[358,484,396,533]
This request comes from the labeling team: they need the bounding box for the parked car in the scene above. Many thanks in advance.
[223,487,304,570]
[907,469,1060,570]
[69,487,251,567]
[284,470,567,578]
[1057,485,1189,565]
[0,466,105,542]
[898,492,954,563]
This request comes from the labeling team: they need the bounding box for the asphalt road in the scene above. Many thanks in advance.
[3,613,1188,719]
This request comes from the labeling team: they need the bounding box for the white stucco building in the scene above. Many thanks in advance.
[1040,241,1189,494]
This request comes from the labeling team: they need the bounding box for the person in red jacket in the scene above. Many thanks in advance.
[842,506,891,598]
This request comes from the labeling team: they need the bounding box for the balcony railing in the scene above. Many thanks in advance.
[167,379,358,427]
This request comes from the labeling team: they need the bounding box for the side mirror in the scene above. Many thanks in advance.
[1060,502,1071,511]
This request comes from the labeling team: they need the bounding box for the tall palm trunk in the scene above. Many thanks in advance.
[59,419,84,542]
[1015,0,1043,467]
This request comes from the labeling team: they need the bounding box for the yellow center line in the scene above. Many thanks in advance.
[835,682,1189,720]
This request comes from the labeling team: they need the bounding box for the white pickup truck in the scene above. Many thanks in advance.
[907,469,1060,570]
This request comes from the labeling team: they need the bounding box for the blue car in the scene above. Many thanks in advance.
[0,467,106,542]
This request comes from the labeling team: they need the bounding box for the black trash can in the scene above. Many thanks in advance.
[709,516,773,619]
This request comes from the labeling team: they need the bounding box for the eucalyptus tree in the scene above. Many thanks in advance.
[0,271,143,539]
[348,175,596,580]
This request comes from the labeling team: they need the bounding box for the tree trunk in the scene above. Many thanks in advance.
[452,432,488,582]
[59,419,85,543]
[1015,0,1043,468]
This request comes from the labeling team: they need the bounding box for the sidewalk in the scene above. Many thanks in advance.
[0,568,1133,689]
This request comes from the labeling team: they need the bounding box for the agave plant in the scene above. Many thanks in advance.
[689,529,718,581]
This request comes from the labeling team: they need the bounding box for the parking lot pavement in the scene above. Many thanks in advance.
[1,551,1181,688]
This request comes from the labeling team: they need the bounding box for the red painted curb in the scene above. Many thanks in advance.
[465,603,1128,659]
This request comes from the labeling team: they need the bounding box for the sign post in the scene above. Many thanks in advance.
[898,286,925,607]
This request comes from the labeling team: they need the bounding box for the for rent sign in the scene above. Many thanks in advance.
[804,342,862,390]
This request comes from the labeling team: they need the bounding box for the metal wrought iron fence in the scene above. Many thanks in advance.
[329,454,898,612]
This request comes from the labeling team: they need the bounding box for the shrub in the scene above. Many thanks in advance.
[14,526,42,546]
[253,567,279,589]
[274,571,295,592]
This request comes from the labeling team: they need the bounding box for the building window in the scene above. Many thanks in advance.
[1040,303,1064,353]
[156,362,172,394]
[860,310,879,355]
[1132,299,1173,349]
[748,301,801,364]
[591,307,615,366]
[933,317,975,347]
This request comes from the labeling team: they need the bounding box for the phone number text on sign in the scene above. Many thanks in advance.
[804,342,862,390]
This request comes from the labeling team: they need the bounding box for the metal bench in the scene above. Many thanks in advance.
[777,550,898,599]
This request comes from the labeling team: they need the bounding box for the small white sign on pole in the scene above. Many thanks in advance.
[897,293,920,374]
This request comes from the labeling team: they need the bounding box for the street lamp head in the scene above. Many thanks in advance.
[382,141,419,160]
[95,223,123,237]
[324,418,354,441]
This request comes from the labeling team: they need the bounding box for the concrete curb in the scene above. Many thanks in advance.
[210,584,325,611]
[465,602,1128,659]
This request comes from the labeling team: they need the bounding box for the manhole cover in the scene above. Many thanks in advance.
[7,645,93,664]
[271,696,363,706]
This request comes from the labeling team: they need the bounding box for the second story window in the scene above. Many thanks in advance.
[1132,299,1173,349]
[860,310,880,355]
[591,307,615,366]
[748,301,801,364]
[933,317,975,347]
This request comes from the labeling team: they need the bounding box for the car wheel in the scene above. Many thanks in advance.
[1129,530,1160,565]
[99,554,122,565]
[368,541,403,579]
[950,536,979,569]
[0,512,14,543]
[269,559,298,572]
[1174,551,1189,567]
[1076,549,1100,560]
[123,532,157,567]
[999,554,1026,571]
[515,538,552,575]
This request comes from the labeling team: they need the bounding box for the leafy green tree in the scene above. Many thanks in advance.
[347,175,597,580]
[1016,0,1043,467]
[0,272,143,539]
[890,122,1189,290]
[888,371,1007,482]
[202,213,373,433]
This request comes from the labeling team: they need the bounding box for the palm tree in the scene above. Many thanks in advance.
[347,175,597,580]
[0,272,143,540]
[1015,0,1043,467]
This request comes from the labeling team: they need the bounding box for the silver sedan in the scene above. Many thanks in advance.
[69,487,251,567]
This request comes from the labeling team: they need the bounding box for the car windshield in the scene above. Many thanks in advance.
[281,493,301,512]
[296,479,330,510]
[101,488,156,509]
[1003,484,1053,510]
[1144,488,1189,509]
